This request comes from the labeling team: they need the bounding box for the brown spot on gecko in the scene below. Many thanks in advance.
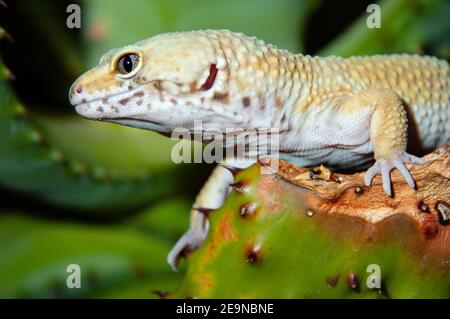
[153,80,162,91]
[146,102,152,110]
[133,91,144,97]
[213,92,229,103]
[81,98,87,103]
[190,81,197,93]
[136,100,142,106]
[141,76,147,82]
[242,97,251,107]
[275,96,283,107]
[170,98,178,105]
[128,85,133,90]
[111,106,119,113]
[102,97,109,104]
[119,98,129,105]
[200,97,205,104]
[186,101,193,107]
[96,106,104,112]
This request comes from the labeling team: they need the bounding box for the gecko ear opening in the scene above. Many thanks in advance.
[200,64,218,91]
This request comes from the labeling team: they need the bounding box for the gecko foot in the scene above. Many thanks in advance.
[364,151,425,197]
[167,210,209,271]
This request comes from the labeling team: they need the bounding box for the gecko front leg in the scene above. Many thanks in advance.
[167,161,253,271]
[341,89,425,196]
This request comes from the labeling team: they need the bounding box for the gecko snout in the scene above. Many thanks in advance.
[68,81,85,106]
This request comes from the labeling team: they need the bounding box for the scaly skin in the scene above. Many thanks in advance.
[69,30,450,270]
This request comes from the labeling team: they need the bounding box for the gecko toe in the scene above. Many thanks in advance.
[380,163,393,196]
[366,151,424,196]
[364,163,379,186]
[393,158,416,189]
[401,152,425,164]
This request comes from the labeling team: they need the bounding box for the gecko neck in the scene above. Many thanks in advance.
[258,53,318,133]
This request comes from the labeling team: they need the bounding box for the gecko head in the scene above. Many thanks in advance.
[69,31,251,134]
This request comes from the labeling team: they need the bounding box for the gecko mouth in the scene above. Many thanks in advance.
[103,117,162,126]
[102,117,171,134]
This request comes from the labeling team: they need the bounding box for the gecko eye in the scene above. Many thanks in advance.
[116,53,140,76]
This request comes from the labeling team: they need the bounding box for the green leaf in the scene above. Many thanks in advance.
[83,0,314,66]
[30,113,178,175]
[0,213,182,298]
[320,0,449,57]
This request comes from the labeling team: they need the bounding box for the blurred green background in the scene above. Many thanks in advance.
[0,0,448,298]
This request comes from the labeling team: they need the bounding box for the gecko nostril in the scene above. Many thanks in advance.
[75,85,83,94]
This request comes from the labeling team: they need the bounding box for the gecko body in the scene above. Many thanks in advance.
[69,30,449,270]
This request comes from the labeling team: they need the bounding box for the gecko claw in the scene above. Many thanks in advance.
[167,226,209,271]
[167,209,210,271]
[167,231,193,271]
[364,151,425,196]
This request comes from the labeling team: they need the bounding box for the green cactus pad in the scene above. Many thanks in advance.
[0,212,185,298]
[173,163,450,298]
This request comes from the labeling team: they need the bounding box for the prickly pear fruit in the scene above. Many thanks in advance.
[172,143,450,298]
